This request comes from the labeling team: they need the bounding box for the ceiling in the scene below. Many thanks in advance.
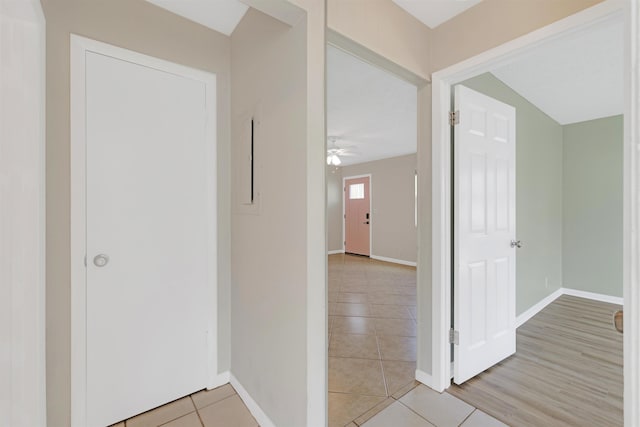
[490,16,624,125]
[145,0,248,36]
[146,0,484,39]
[327,46,417,167]
[392,0,482,29]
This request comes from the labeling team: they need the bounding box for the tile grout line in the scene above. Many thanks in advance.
[457,408,477,427]
[189,396,206,427]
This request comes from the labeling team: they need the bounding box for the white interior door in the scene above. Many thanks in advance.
[83,48,215,426]
[453,85,516,385]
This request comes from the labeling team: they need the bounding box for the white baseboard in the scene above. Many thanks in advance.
[370,255,417,267]
[516,288,563,328]
[415,369,439,390]
[327,249,344,255]
[207,371,230,390]
[562,287,623,305]
[516,287,624,329]
[230,374,276,427]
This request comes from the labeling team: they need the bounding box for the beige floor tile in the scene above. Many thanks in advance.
[127,397,195,427]
[332,302,371,317]
[338,292,369,303]
[373,318,416,337]
[160,412,202,427]
[331,316,375,335]
[329,357,386,396]
[108,423,125,427]
[367,292,395,305]
[370,304,413,319]
[328,393,386,427]
[191,384,236,409]
[377,335,416,362]
[329,333,380,359]
[460,410,509,427]
[198,395,257,427]
[400,385,474,427]
[340,283,369,293]
[353,397,395,425]
[381,360,416,396]
[391,380,420,400]
[361,401,435,427]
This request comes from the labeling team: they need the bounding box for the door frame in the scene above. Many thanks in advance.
[342,174,372,256]
[431,2,637,425]
[70,35,218,426]
[1,0,47,424]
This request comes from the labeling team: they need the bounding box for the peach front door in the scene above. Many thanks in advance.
[344,176,370,256]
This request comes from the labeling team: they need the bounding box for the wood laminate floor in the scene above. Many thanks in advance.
[448,295,623,427]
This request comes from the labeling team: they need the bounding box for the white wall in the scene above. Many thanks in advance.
[230,8,309,426]
[0,1,46,425]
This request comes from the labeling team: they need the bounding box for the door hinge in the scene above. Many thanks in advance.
[449,328,459,345]
[449,110,460,126]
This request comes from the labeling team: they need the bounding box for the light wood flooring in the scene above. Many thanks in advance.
[448,295,624,427]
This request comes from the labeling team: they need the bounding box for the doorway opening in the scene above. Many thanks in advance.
[344,174,371,257]
[326,37,424,426]
[432,2,628,425]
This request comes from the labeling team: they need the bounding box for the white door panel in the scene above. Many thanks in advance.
[85,51,213,426]
[454,85,516,385]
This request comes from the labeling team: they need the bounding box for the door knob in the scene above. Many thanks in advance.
[510,240,522,248]
[93,254,109,267]
[363,221,369,224]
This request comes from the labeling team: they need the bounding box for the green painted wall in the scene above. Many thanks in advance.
[562,116,623,297]
[459,73,564,316]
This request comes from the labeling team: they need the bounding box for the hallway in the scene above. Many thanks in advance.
[328,254,418,425]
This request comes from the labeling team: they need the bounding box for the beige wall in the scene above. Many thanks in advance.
[431,0,604,72]
[327,0,431,80]
[340,155,418,263]
[327,166,344,252]
[41,1,232,425]
[230,9,308,426]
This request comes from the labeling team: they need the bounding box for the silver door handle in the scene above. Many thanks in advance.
[93,254,109,267]
[510,240,522,249]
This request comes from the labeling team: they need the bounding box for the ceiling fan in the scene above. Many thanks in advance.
[327,136,356,166]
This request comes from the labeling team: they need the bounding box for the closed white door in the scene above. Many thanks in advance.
[84,49,215,426]
[453,85,516,385]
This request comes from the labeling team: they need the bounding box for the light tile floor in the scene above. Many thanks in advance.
[329,254,507,427]
[114,254,507,427]
[114,384,258,427]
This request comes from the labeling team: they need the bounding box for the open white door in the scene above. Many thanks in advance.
[453,85,516,385]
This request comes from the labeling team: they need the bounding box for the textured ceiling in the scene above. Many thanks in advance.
[145,0,248,36]
[491,16,623,125]
[392,0,482,29]
[327,46,417,167]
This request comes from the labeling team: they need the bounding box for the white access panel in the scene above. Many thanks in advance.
[453,85,516,385]
[84,51,213,426]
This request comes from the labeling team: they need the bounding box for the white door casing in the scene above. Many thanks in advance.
[71,36,217,427]
[453,85,516,384]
